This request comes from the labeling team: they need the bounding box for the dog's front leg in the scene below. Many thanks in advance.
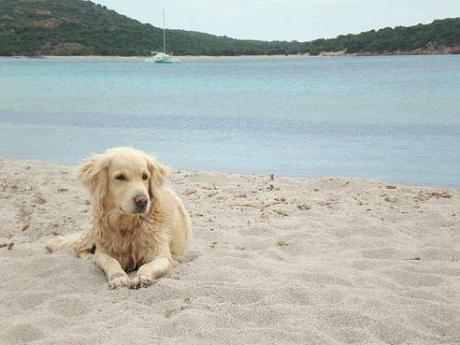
[95,249,129,289]
[129,257,172,289]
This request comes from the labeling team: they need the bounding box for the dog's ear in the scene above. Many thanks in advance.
[78,154,109,212]
[144,154,169,201]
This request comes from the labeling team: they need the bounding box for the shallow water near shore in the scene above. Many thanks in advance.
[0,55,459,187]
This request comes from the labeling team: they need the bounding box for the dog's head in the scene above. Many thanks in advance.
[78,147,167,215]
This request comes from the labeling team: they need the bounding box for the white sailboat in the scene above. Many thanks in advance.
[145,10,177,63]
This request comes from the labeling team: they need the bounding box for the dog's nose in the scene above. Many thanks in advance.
[133,194,148,208]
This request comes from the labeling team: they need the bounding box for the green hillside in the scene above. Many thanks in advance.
[0,0,459,56]
[307,17,460,55]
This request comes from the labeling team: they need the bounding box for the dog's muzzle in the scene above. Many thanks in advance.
[133,194,149,213]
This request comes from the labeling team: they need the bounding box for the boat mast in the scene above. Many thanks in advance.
[162,9,166,54]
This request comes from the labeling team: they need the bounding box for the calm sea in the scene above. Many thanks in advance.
[0,56,459,187]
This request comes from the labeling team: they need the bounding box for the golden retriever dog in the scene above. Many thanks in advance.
[47,147,191,289]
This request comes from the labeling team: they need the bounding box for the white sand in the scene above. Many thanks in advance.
[0,158,459,345]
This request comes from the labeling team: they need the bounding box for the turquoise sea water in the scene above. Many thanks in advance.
[0,56,459,187]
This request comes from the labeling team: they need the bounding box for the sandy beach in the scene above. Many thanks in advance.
[0,157,459,345]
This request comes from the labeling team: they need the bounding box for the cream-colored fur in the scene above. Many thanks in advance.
[47,147,191,289]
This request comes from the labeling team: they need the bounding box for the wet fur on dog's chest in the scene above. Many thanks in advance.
[108,231,147,271]
[96,211,170,272]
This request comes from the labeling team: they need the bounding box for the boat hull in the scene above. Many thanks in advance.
[145,53,175,63]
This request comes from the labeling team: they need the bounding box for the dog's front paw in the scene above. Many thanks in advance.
[129,273,153,289]
[108,272,130,289]
[46,237,65,253]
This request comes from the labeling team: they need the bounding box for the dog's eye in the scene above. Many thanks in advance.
[115,174,127,181]
[142,173,149,181]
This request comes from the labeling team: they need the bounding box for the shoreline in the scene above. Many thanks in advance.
[1,156,458,190]
[1,51,459,61]
[2,54,321,61]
